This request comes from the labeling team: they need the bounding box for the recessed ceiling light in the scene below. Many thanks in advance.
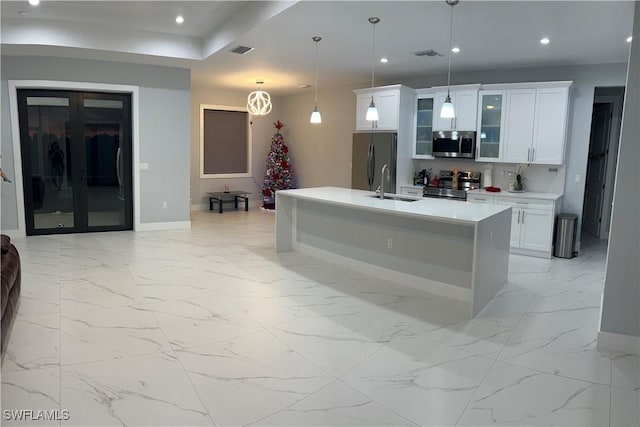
[299,84,311,89]
[540,37,550,45]
[486,105,494,110]
[380,57,388,63]
[451,47,460,53]
[18,10,27,16]
[28,0,39,5]
[627,36,633,43]
[175,15,184,24]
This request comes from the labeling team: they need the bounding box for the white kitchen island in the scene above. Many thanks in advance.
[276,187,512,317]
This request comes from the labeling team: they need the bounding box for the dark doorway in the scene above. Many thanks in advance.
[17,90,133,235]
[582,87,624,239]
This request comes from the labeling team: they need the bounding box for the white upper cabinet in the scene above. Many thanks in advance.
[502,89,536,163]
[432,85,480,131]
[482,82,572,165]
[532,87,570,164]
[354,87,404,131]
[454,90,480,131]
[413,90,434,158]
[476,90,506,162]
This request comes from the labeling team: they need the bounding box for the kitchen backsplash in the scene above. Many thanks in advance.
[414,159,566,194]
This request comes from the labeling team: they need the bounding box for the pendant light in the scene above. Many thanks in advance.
[440,0,459,119]
[366,17,380,122]
[310,36,322,124]
[247,80,272,116]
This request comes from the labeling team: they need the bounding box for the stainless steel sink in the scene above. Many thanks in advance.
[368,195,420,202]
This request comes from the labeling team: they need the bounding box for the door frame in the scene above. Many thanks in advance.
[8,80,140,237]
[592,92,624,239]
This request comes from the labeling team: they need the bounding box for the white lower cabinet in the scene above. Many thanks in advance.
[510,207,553,252]
[468,193,558,258]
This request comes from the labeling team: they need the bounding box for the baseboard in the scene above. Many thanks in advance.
[597,330,640,355]
[296,242,472,302]
[136,221,191,231]
[510,247,552,259]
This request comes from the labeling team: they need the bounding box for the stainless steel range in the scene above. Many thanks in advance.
[423,170,481,201]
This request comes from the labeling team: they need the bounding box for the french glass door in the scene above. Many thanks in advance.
[17,90,132,235]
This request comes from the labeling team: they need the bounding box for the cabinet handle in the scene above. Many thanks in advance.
[517,210,521,223]
[521,211,525,223]
[476,198,487,201]
[516,201,529,205]
[532,148,535,162]
[527,148,531,162]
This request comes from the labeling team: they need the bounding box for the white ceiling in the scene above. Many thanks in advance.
[1,1,635,95]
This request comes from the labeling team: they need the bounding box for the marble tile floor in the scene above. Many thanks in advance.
[1,209,638,426]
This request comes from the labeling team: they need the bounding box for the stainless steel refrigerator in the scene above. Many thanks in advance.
[351,132,397,192]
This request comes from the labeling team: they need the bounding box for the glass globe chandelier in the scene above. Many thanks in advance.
[247,80,272,116]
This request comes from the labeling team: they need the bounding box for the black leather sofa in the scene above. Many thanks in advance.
[1,234,21,355]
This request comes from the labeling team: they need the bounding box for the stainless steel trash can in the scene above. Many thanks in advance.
[554,213,578,258]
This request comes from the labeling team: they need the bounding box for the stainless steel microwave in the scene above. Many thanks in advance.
[432,131,476,159]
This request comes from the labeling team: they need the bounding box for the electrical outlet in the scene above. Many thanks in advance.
[387,238,393,249]
[162,201,168,209]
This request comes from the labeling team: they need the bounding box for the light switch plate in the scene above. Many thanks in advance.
[139,163,149,170]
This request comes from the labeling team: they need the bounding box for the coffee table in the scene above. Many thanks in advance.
[207,191,251,214]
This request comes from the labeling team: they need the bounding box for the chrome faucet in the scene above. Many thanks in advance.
[380,164,389,199]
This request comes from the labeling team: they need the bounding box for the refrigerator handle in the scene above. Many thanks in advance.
[366,144,372,189]
[371,144,376,189]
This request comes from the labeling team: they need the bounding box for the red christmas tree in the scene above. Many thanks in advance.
[262,120,294,209]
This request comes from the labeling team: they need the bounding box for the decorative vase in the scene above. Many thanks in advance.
[514,174,524,191]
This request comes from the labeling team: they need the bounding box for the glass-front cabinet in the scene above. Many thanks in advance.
[476,90,506,162]
[413,93,434,158]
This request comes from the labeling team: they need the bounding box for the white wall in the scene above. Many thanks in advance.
[189,85,282,208]
[600,1,640,339]
[0,56,191,231]
[278,84,357,189]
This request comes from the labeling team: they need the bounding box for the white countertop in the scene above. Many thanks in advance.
[468,189,563,201]
[277,187,510,225]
